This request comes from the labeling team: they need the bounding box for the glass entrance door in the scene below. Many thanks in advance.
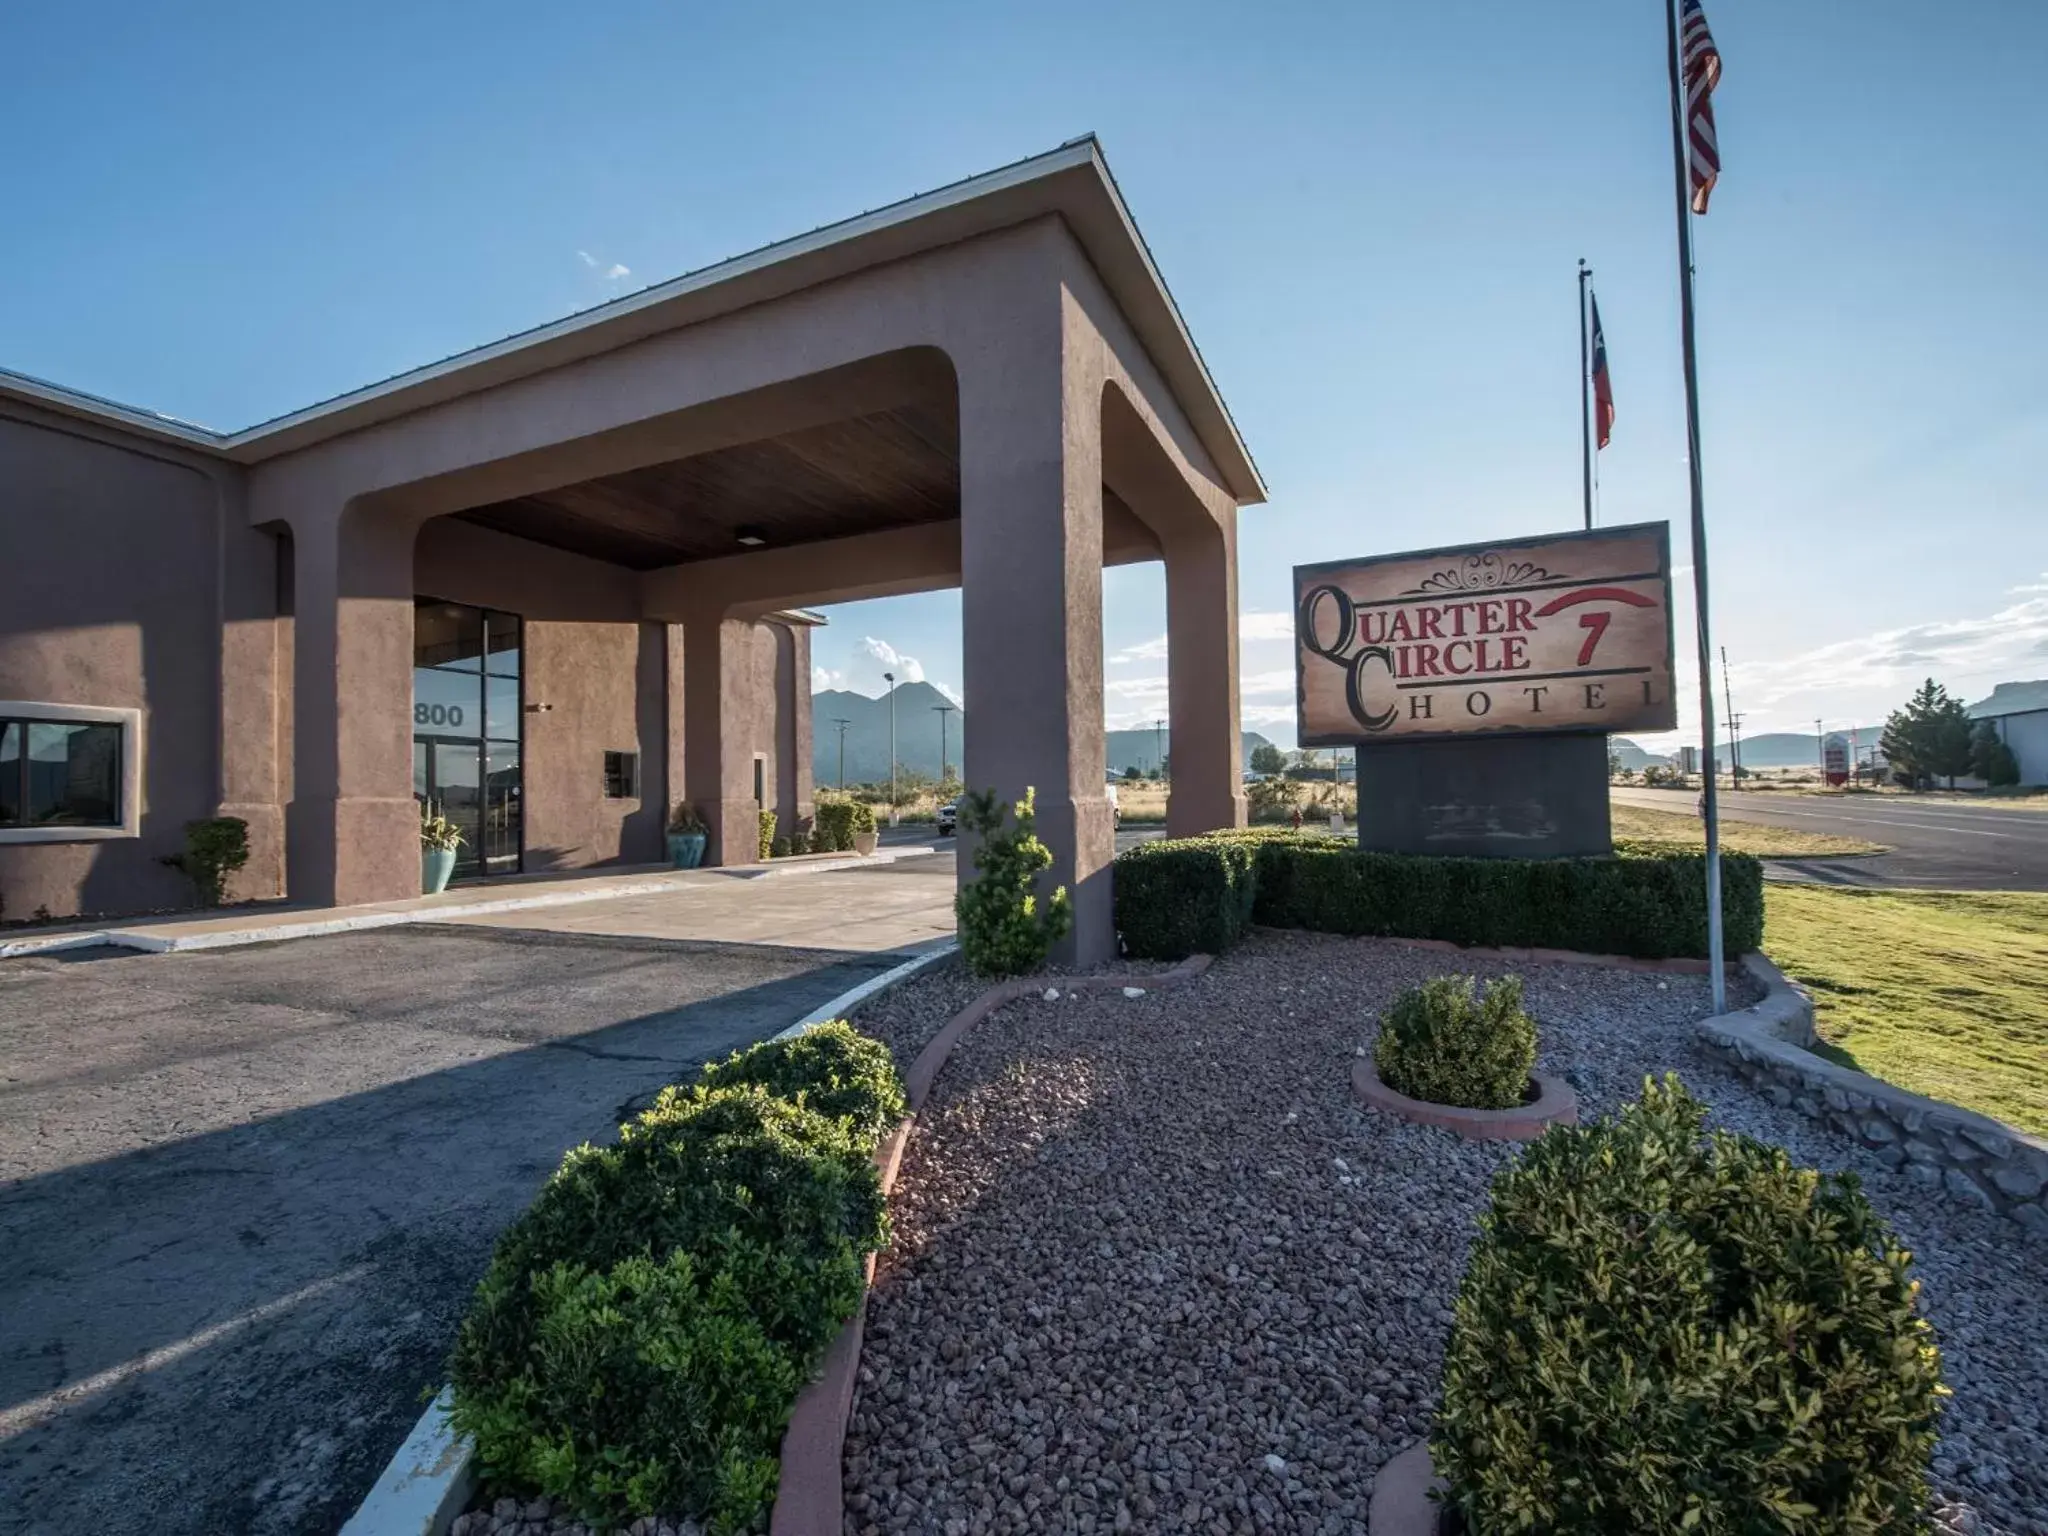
[414,599,522,878]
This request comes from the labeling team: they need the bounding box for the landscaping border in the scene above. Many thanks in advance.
[1698,953,2048,1236]
[337,940,960,1536]
[1351,1061,1577,1141]
[768,954,1217,1536]
[1366,1440,1440,1536]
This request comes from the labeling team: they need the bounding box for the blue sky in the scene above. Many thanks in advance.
[7,0,2043,749]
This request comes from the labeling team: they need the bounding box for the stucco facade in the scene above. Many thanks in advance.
[0,139,1260,957]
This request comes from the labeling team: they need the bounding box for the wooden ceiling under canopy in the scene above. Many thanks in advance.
[457,403,962,571]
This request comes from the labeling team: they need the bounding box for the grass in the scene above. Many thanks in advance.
[1609,802,1885,857]
[1765,885,2048,1137]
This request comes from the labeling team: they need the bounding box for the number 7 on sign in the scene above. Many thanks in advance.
[1576,611,1611,667]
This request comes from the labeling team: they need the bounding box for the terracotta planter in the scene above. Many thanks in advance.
[1351,1058,1576,1141]
[667,831,707,869]
[422,847,457,894]
[852,830,879,856]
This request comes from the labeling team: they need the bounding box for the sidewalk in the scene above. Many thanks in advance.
[0,843,942,960]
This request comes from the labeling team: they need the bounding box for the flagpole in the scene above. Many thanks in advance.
[1578,260,1594,531]
[1666,0,1726,1011]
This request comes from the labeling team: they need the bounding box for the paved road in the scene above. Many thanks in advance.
[0,928,901,1536]
[1612,786,2048,891]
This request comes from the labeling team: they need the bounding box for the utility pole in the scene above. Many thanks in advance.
[883,673,897,821]
[1720,646,1741,786]
[1814,717,1825,775]
[932,703,956,784]
[1578,259,1594,531]
[1153,717,1167,780]
[830,718,851,790]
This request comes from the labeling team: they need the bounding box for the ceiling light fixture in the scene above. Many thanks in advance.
[735,526,767,547]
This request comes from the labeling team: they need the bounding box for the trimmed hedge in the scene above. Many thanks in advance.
[1112,835,1763,962]
[449,1031,904,1533]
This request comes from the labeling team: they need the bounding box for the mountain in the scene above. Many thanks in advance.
[1106,728,1276,776]
[810,685,1275,785]
[1609,737,1669,771]
[814,683,963,785]
[1718,729,1883,771]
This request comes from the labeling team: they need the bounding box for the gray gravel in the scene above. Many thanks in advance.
[842,930,2048,1536]
[847,954,989,1076]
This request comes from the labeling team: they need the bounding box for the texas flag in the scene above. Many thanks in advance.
[1590,293,1614,449]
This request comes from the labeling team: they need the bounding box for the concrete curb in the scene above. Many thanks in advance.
[769,953,1217,1536]
[1351,1061,1577,1142]
[336,939,960,1536]
[0,846,936,961]
[1367,1440,1441,1535]
[1700,953,2048,1235]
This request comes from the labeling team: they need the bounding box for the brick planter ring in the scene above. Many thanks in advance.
[1351,1059,1577,1141]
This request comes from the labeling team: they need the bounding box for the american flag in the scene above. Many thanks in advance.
[1681,0,1724,213]
[1589,294,1614,449]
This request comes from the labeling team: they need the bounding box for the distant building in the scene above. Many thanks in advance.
[1967,681,2048,786]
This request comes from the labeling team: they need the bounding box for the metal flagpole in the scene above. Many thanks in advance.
[1578,260,1594,531]
[1666,0,1725,1011]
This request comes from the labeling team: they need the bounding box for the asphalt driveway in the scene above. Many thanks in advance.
[0,926,902,1536]
[1612,786,2048,891]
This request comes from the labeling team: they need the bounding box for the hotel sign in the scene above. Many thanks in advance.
[1295,522,1676,747]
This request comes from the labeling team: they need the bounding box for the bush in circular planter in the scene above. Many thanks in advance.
[1373,974,1535,1110]
[1433,1075,1947,1535]
[449,1085,888,1532]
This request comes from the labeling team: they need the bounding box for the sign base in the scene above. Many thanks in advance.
[1354,733,1613,859]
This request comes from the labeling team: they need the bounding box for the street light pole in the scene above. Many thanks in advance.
[1154,716,1166,780]
[830,718,850,790]
[883,673,897,823]
[932,703,955,784]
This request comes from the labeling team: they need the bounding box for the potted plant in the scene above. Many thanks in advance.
[849,799,879,856]
[667,803,709,869]
[420,801,464,893]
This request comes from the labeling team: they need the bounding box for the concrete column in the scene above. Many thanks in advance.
[958,309,1114,966]
[284,502,418,907]
[1166,514,1248,837]
[790,623,816,833]
[680,609,760,866]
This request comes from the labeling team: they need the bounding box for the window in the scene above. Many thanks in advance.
[415,600,522,877]
[0,705,137,840]
[603,751,640,801]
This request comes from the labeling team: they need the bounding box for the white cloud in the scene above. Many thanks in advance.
[1241,668,1296,698]
[857,635,924,684]
[576,250,632,282]
[1110,634,1169,664]
[1240,611,1296,641]
[812,664,844,692]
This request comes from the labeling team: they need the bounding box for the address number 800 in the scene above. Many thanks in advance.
[415,703,466,728]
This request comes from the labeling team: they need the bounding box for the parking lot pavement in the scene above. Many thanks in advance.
[0,927,901,1536]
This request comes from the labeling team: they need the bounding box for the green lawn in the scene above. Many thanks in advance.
[1765,885,2048,1137]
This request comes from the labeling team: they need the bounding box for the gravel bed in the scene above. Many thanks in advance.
[845,952,1183,1079]
[843,930,2048,1536]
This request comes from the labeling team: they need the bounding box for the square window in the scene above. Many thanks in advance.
[0,708,136,839]
[603,751,640,801]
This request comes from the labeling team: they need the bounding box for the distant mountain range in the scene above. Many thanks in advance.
[811,684,1274,785]
[809,691,1871,785]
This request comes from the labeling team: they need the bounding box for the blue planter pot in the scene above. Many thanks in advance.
[668,831,708,869]
[422,847,457,894]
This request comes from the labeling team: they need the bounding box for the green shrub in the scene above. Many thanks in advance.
[697,1021,907,1149]
[1113,836,1260,959]
[1373,975,1535,1110]
[812,799,876,852]
[756,810,777,861]
[770,834,790,858]
[1109,835,1762,962]
[1435,1075,1946,1535]
[786,824,812,856]
[449,1084,887,1532]
[954,786,1071,977]
[1251,842,1763,960]
[160,816,250,905]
